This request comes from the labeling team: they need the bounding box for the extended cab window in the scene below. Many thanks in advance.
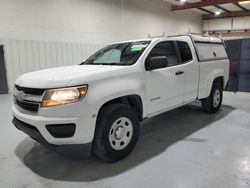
[147,41,178,67]
[177,41,193,63]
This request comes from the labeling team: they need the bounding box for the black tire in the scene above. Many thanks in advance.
[93,103,140,162]
[202,80,223,113]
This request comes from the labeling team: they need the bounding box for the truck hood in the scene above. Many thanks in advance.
[15,65,126,89]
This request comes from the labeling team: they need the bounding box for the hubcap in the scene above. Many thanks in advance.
[213,89,221,107]
[109,117,133,151]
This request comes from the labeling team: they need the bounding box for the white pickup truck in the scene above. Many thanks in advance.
[12,34,229,161]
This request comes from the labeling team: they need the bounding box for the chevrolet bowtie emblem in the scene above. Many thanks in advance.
[16,91,25,102]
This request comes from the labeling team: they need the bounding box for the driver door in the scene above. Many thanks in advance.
[145,41,185,115]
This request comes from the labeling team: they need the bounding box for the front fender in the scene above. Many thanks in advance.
[84,76,146,116]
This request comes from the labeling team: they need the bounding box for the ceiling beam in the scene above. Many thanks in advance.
[203,10,250,19]
[172,0,250,11]
[198,7,214,14]
[233,2,249,11]
[214,5,231,13]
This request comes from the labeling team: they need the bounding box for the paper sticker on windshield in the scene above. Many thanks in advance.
[131,44,148,52]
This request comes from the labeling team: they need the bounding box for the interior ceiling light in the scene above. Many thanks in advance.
[239,1,250,4]
[180,0,186,2]
[215,10,221,15]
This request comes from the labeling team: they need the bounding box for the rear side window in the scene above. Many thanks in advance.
[148,41,178,67]
[177,41,193,63]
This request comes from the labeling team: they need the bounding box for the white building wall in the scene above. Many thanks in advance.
[0,0,202,92]
[0,39,102,90]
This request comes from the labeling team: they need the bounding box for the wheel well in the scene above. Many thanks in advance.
[98,95,143,121]
[214,76,224,88]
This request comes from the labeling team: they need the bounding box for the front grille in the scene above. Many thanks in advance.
[15,85,46,95]
[15,85,43,112]
[16,100,40,112]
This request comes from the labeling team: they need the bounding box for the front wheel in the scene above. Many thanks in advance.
[202,81,223,113]
[93,104,140,162]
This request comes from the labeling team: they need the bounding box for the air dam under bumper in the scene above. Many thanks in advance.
[12,117,92,158]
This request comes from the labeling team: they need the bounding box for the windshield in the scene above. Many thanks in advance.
[81,41,150,66]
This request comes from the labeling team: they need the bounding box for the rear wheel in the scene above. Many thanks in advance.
[93,103,140,162]
[202,80,223,113]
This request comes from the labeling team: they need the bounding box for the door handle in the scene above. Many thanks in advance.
[175,71,184,75]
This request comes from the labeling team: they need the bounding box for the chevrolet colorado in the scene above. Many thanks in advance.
[12,34,229,161]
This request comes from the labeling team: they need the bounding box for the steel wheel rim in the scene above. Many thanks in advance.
[109,117,133,151]
[213,89,221,107]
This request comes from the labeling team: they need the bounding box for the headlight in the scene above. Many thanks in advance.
[41,86,88,107]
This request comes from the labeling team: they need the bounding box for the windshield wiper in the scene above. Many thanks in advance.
[100,63,123,65]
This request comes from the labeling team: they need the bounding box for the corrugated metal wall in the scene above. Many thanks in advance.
[239,39,250,92]
[0,39,103,92]
[225,38,250,92]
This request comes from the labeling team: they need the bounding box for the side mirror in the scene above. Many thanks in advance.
[146,56,168,71]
